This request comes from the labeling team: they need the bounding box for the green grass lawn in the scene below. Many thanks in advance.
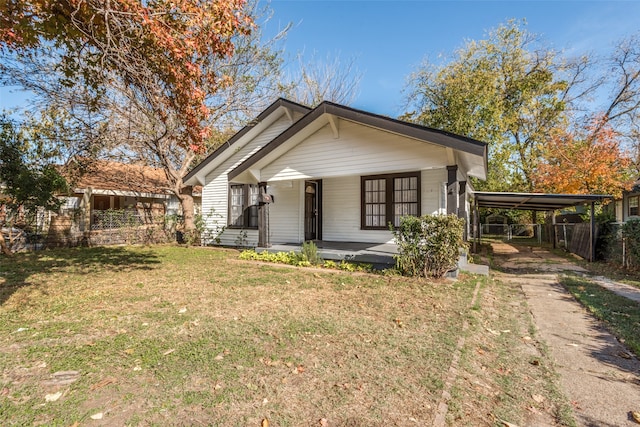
[560,275,640,358]
[1,245,569,426]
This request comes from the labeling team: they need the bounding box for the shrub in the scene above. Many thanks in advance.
[391,214,466,278]
[621,218,640,268]
[301,240,322,265]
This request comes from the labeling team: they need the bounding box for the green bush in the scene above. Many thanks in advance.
[239,249,373,272]
[391,214,466,278]
[301,240,322,265]
[621,218,640,268]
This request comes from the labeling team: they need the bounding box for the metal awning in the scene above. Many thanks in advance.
[474,192,612,211]
[471,192,613,262]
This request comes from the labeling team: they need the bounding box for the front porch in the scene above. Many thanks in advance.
[256,240,489,275]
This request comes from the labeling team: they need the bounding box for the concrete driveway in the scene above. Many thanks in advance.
[490,242,640,427]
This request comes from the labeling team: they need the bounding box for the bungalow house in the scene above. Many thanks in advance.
[611,179,640,223]
[45,160,202,247]
[183,99,487,248]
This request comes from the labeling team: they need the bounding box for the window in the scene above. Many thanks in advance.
[229,183,260,228]
[361,172,420,229]
[629,195,639,217]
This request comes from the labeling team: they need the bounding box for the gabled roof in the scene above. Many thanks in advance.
[183,98,311,185]
[228,100,488,181]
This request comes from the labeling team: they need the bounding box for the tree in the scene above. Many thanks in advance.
[0,116,67,255]
[1,0,253,150]
[590,33,640,171]
[532,119,634,198]
[0,0,266,231]
[403,20,580,193]
[283,51,363,107]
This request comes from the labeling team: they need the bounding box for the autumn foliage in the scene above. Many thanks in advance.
[533,119,634,198]
[0,0,253,152]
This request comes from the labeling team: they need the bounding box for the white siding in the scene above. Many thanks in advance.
[200,113,299,246]
[260,120,450,182]
[268,180,301,243]
[321,169,448,244]
[421,169,447,216]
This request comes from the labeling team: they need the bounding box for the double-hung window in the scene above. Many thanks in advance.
[229,183,260,228]
[629,195,639,217]
[361,172,420,229]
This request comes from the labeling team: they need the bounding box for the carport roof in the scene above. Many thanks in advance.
[474,192,612,211]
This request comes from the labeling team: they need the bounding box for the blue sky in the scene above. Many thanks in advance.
[260,0,640,116]
[2,1,639,117]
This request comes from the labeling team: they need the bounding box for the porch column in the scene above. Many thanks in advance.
[458,181,467,238]
[446,165,459,216]
[257,182,270,248]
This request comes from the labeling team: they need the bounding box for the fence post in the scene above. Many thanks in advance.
[538,224,542,245]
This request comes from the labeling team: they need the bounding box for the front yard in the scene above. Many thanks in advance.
[1,246,570,426]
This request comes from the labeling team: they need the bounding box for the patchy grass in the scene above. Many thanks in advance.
[560,275,640,358]
[1,245,565,426]
[447,275,575,427]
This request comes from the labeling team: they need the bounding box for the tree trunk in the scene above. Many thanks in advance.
[0,232,13,257]
[179,185,195,231]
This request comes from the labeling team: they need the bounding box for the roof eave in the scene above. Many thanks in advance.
[184,98,311,185]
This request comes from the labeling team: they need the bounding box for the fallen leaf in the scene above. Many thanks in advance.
[1,388,9,396]
[123,348,134,355]
[179,307,187,314]
[261,419,269,427]
[133,366,142,371]
[618,351,632,359]
[531,394,545,403]
[45,391,62,402]
[631,411,640,424]
[90,412,103,420]
[90,377,117,391]
[319,418,329,426]
[214,353,224,361]
[163,349,176,356]
[498,420,520,427]
[296,365,305,374]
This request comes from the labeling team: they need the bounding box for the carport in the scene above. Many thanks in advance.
[472,192,612,261]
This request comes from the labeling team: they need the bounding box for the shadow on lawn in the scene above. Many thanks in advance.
[0,246,161,306]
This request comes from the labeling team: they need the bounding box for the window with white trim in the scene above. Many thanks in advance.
[229,183,260,228]
[629,195,639,217]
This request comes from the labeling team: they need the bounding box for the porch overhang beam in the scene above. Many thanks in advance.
[327,114,339,139]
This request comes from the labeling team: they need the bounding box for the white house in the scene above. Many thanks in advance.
[183,99,488,247]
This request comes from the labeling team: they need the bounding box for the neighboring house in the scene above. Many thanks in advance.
[184,98,487,248]
[59,159,201,232]
[612,180,640,223]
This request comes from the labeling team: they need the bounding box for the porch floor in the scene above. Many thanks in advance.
[257,241,397,268]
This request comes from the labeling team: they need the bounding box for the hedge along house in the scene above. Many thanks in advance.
[183,98,488,249]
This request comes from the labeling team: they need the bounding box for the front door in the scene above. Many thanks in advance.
[304,180,322,241]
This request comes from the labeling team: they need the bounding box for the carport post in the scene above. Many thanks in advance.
[590,201,595,262]
[551,210,556,249]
